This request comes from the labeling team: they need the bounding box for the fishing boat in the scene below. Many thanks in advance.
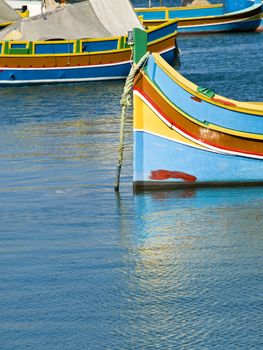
[0,0,178,85]
[132,31,263,190]
[135,0,263,33]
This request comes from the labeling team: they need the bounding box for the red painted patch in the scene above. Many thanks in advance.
[191,96,202,103]
[150,169,197,183]
[212,97,236,107]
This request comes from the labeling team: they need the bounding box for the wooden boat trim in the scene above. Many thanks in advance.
[138,2,262,31]
[134,89,263,159]
[0,75,127,84]
[136,68,263,140]
[146,18,178,31]
[0,32,176,68]
[0,22,177,57]
[0,45,175,71]
[179,3,261,20]
[135,4,223,13]
[0,59,131,70]
[136,3,261,19]
[134,73,263,158]
[142,13,261,28]
[135,3,224,21]
[179,13,262,28]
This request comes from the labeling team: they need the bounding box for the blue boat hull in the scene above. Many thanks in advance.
[0,61,131,85]
[136,0,263,34]
[134,131,263,189]
[177,18,262,34]
[146,55,263,134]
[0,46,177,85]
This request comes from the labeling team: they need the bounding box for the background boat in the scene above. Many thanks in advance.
[0,0,178,85]
[135,0,263,33]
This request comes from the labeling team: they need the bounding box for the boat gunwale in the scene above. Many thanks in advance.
[134,80,263,142]
[150,53,263,116]
[135,3,223,12]
[135,2,262,20]
[0,19,178,58]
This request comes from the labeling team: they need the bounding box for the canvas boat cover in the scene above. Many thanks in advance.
[0,0,20,24]
[0,0,144,41]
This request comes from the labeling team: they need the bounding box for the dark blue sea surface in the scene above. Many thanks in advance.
[0,32,263,349]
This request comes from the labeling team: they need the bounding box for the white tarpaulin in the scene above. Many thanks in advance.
[0,0,144,40]
[0,0,20,24]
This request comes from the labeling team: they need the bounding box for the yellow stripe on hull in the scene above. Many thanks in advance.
[152,53,263,115]
[138,70,263,141]
[133,92,206,149]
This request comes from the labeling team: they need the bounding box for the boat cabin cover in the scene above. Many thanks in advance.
[0,0,144,41]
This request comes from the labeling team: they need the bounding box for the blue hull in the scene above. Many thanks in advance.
[134,131,263,188]
[178,19,262,34]
[146,55,263,134]
[0,48,176,86]
[136,1,262,34]
[0,61,131,85]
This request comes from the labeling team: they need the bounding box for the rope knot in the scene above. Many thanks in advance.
[120,93,132,107]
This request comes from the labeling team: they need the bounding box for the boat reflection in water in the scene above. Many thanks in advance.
[116,186,263,348]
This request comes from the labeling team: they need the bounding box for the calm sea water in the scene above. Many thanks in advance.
[0,32,263,349]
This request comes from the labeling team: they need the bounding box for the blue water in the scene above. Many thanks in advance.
[0,32,263,349]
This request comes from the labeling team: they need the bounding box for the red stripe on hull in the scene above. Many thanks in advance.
[134,86,263,158]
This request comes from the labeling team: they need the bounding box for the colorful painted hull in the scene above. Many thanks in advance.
[133,53,263,190]
[0,20,178,85]
[135,1,262,33]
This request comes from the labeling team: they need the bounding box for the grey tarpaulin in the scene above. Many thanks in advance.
[0,0,143,40]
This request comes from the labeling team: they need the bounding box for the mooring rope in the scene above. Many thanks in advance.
[114,51,150,192]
